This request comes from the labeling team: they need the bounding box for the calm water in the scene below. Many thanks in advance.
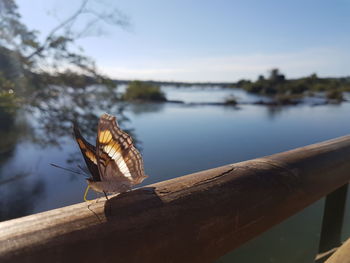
[1,86,350,262]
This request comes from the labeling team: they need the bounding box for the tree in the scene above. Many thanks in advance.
[123,81,167,102]
[257,75,265,81]
[0,0,131,145]
[0,0,129,89]
[0,0,39,58]
[268,68,285,84]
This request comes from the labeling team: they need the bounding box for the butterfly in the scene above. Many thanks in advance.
[73,113,148,201]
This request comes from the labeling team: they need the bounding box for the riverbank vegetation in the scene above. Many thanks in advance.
[234,69,349,104]
[123,81,167,102]
[224,95,238,105]
[115,70,350,105]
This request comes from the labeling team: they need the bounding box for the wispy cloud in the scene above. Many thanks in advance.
[101,47,350,82]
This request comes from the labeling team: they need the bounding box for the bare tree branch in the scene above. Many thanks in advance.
[26,0,130,62]
[26,0,89,60]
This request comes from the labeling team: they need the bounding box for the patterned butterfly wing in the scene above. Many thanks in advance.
[96,113,147,185]
[73,124,101,182]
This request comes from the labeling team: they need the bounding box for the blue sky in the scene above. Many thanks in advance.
[17,0,350,82]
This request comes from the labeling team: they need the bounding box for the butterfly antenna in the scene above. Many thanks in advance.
[50,163,87,177]
[77,164,89,175]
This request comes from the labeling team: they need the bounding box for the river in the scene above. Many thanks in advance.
[0,86,349,262]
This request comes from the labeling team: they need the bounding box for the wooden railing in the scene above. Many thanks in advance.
[1,135,350,263]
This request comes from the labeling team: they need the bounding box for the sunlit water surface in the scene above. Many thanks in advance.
[1,87,350,263]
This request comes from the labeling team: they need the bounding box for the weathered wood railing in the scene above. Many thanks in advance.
[1,135,350,263]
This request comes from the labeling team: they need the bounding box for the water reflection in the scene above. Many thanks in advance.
[0,112,46,221]
[127,102,165,115]
[0,114,22,162]
[0,171,45,221]
[265,105,289,119]
[0,86,350,263]
[1,87,350,227]
[30,85,125,145]
[28,84,142,167]
[0,83,133,221]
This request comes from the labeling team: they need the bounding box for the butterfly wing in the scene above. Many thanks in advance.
[73,124,101,182]
[96,113,147,185]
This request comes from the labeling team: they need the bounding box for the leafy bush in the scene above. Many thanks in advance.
[123,81,166,102]
[239,69,350,104]
[326,90,343,102]
[224,95,237,105]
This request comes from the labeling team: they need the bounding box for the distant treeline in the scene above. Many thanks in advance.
[114,69,350,103]
[114,79,234,87]
[236,69,350,103]
[114,69,350,94]
[236,69,350,94]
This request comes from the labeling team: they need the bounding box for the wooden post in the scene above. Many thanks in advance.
[318,183,348,253]
[1,135,350,263]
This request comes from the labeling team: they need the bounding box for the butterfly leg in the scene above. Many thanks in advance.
[103,191,109,200]
[85,186,103,223]
[103,191,112,216]
[83,185,91,202]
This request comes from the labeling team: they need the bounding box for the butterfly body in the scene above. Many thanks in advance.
[87,178,131,194]
[74,113,147,197]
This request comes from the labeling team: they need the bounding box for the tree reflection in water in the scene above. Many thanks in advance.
[0,172,45,221]
[0,83,138,221]
[29,84,127,145]
[0,113,45,221]
[127,102,165,116]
